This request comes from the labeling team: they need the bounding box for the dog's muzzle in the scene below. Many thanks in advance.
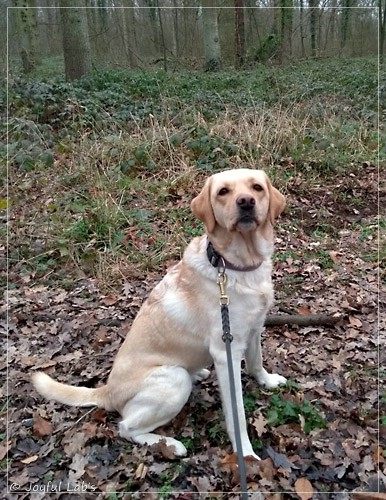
[236,195,258,226]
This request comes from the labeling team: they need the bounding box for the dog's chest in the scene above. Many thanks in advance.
[228,277,273,329]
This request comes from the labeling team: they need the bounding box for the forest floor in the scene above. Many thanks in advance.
[1,56,386,498]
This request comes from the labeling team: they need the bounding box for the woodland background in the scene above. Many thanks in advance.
[2,1,385,76]
[1,1,386,498]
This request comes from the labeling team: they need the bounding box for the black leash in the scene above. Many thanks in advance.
[217,269,249,499]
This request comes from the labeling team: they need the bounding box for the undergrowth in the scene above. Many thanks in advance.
[3,55,383,288]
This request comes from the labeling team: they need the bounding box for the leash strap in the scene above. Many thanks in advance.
[217,271,249,499]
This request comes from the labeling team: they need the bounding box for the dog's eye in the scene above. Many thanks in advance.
[218,187,229,196]
[253,184,263,192]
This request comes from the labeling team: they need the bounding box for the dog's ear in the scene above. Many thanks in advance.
[191,177,216,233]
[266,176,286,224]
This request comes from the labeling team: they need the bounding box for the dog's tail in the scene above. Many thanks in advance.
[32,372,111,410]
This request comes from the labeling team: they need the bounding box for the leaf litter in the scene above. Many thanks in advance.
[2,163,384,498]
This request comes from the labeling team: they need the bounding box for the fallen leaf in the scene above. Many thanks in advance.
[266,447,294,471]
[69,453,88,480]
[82,421,98,437]
[298,306,312,315]
[349,315,362,328]
[91,408,107,423]
[101,294,118,306]
[251,413,268,437]
[0,441,11,460]
[294,477,314,500]
[251,457,275,481]
[151,439,180,460]
[329,251,340,264]
[21,454,39,464]
[135,462,148,480]
[33,416,52,437]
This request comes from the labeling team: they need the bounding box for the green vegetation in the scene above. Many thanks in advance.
[265,393,326,433]
[3,55,383,288]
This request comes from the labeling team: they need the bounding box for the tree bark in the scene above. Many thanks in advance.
[59,0,92,81]
[279,0,293,61]
[309,0,318,57]
[340,0,356,50]
[29,311,342,328]
[234,0,245,69]
[118,0,138,67]
[380,0,386,64]
[14,0,40,73]
[264,313,341,327]
[299,0,305,58]
[201,0,222,71]
[155,0,167,71]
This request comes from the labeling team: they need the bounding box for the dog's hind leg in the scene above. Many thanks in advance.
[118,365,192,457]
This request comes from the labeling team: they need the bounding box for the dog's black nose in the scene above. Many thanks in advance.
[236,195,256,211]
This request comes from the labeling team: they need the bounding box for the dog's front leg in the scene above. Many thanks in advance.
[245,328,287,388]
[211,344,259,459]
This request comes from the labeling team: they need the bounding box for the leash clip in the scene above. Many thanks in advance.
[217,270,230,306]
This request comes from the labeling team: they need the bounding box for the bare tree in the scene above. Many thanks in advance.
[309,0,318,57]
[299,0,305,57]
[279,0,293,60]
[201,0,222,70]
[340,0,356,50]
[59,0,92,81]
[235,0,246,68]
[14,0,40,73]
[380,0,386,63]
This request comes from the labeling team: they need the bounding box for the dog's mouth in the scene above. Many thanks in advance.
[236,214,259,229]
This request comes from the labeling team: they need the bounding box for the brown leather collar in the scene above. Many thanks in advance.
[206,240,262,272]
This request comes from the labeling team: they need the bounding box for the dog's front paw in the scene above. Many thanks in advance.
[193,368,211,382]
[256,369,287,389]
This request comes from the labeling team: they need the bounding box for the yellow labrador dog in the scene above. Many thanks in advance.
[32,168,287,459]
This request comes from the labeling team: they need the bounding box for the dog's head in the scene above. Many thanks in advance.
[191,169,286,235]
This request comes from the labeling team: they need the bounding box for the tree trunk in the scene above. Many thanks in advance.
[234,0,245,69]
[201,0,221,71]
[155,0,167,71]
[340,0,355,50]
[172,0,180,57]
[279,0,293,61]
[14,0,40,73]
[59,0,92,81]
[299,0,305,58]
[380,0,386,64]
[309,0,318,58]
[120,0,138,67]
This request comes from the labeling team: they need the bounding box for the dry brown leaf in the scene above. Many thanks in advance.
[152,439,180,460]
[298,305,312,316]
[254,457,275,481]
[21,454,39,464]
[33,415,53,437]
[374,446,385,463]
[221,452,239,474]
[251,413,268,437]
[349,315,362,328]
[329,250,340,264]
[0,441,11,461]
[91,408,107,423]
[82,421,99,437]
[101,294,118,306]
[294,477,314,500]
[135,462,148,480]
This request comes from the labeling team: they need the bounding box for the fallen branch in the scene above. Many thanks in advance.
[28,311,341,328]
[264,313,341,327]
